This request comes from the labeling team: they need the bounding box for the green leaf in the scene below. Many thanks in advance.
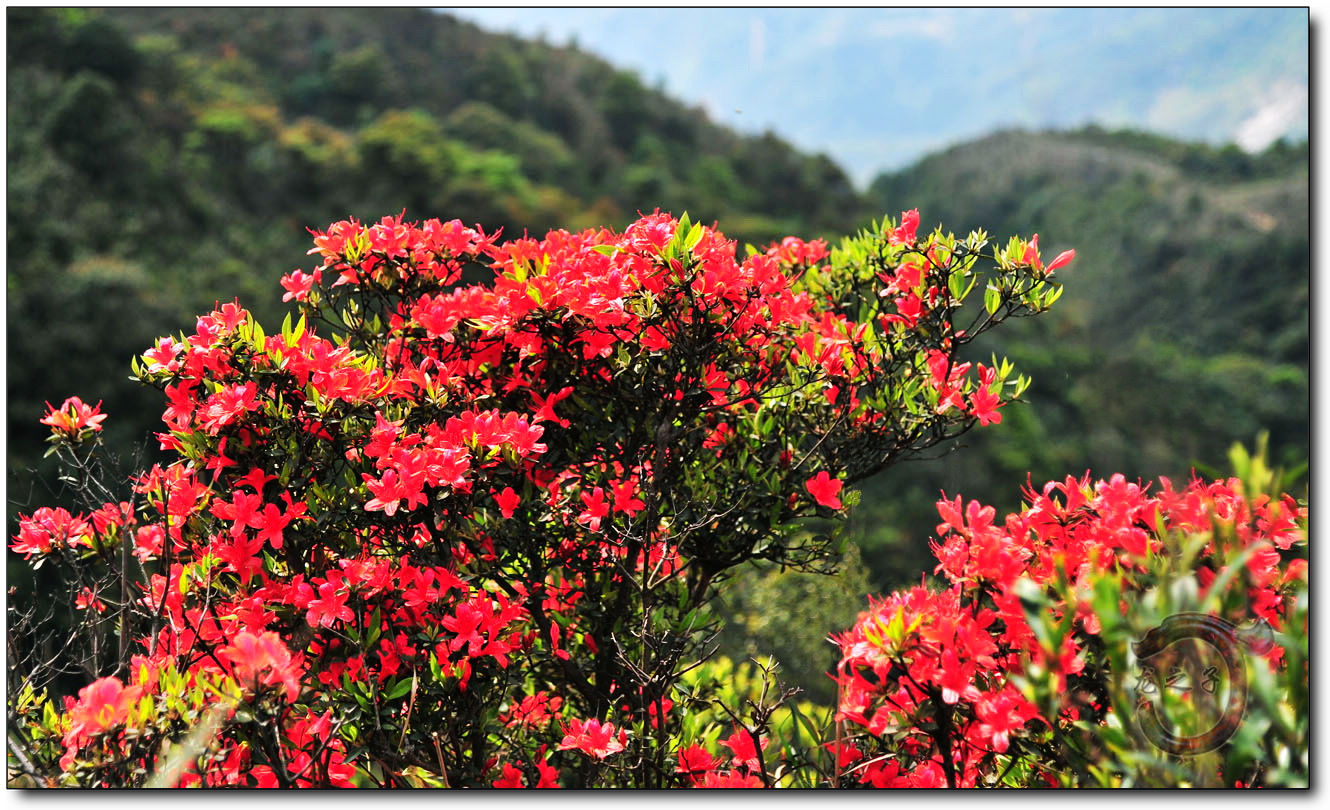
[382,679,413,701]
[366,607,383,647]
[948,268,966,300]
[684,222,705,253]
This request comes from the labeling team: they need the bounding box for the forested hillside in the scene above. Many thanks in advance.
[854,127,1308,586]
[450,7,1309,182]
[8,9,1308,586]
[6,7,861,489]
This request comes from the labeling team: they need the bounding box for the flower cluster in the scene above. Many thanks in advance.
[674,729,774,788]
[834,473,1307,788]
[39,396,108,445]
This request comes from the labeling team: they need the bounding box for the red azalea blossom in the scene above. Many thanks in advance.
[281,267,322,302]
[719,729,769,771]
[40,396,108,439]
[889,209,921,246]
[494,486,521,519]
[834,470,1305,788]
[558,718,628,759]
[676,743,719,782]
[697,771,765,788]
[492,763,525,788]
[805,470,844,509]
[577,487,610,531]
[219,631,302,702]
[63,677,143,752]
[11,507,94,557]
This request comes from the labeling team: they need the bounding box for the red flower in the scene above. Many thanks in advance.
[1046,249,1076,272]
[210,488,265,536]
[442,601,487,657]
[306,581,354,628]
[534,755,560,788]
[40,396,108,439]
[253,497,305,550]
[611,478,646,515]
[10,507,93,557]
[492,763,525,788]
[501,692,563,729]
[969,364,1003,426]
[142,337,183,374]
[934,647,980,705]
[975,688,1039,753]
[578,487,610,531]
[805,471,844,509]
[363,468,426,516]
[1021,234,1075,273]
[75,587,106,613]
[558,718,628,759]
[199,382,260,433]
[697,770,764,788]
[530,386,574,427]
[889,209,921,246]
[885,292,923,329]
[63,677,142,750]
[494,486,521,519]
[219,631,302,702]
[676,743,718,782]
[280,267,321,302]
[214,532,265,583]
[719,728,769,771]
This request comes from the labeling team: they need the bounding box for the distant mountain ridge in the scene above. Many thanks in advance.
[871,127,1308,365]
[449,7,1309,185]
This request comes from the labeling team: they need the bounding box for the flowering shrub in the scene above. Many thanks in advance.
[8,208,1069,787]
[833,466,1308,788]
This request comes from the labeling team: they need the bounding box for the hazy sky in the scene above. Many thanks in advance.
[445,7,1308,185]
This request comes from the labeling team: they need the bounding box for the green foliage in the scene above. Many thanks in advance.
[443,101,578,188]
[675,656,835,787]
[1065,124,1310,182]
[716,544,875,703]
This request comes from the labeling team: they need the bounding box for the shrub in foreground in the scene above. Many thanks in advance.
[833,467,1307,788]
[8,208,1069,787]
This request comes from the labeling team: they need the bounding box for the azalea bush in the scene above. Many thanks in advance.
[7,208,1072,788]
[831,460,1308,788]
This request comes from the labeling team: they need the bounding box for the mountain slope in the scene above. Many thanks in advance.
[449,7,1308,183]
[873,128,1308,362]
[99,7,863,237]
[853,127,1308,586]
[5,7,865,489]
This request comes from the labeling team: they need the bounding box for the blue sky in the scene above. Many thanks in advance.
[445,7,1308,185]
